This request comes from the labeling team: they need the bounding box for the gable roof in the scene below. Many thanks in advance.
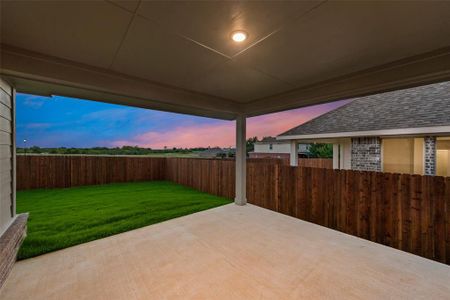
[278,81,450,138]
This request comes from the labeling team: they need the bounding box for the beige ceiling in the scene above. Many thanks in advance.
[1,0,450,120]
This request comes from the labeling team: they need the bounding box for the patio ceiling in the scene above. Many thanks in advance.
[1,1,450,120]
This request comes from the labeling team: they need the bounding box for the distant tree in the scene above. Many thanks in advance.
[246,136,258,154]
[29,146,41,153]
[216,152,226,159]
[16,146,201,156]
[307,143,333,158]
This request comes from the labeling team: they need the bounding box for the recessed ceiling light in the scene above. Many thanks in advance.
[231,31,247,42]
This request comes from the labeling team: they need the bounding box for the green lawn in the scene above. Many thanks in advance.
[17,181,231,260]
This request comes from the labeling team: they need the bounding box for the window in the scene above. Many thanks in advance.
[269,144,273,150]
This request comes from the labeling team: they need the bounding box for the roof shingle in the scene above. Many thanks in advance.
[279,82,450,137]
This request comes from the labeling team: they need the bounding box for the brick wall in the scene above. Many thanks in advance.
[0,214,28,289]
[424,136,436,175]
[351,137,381,171]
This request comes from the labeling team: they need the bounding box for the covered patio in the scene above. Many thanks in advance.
[2,204,449,299]
[1,1,450,298]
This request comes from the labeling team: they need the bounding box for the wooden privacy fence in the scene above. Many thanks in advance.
[166,158,235,199]
[17,156,280,192]
[298,158,332,169]
[17,155,165,189]
[247,164,450,264]
[246,157,333,169]
[17,155,449,264]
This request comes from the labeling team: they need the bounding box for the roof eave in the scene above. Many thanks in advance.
[277,125,450,141]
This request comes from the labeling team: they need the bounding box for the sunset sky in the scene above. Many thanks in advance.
[16,93,349,149]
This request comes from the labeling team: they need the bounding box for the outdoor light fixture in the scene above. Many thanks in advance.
[231,31,247,42]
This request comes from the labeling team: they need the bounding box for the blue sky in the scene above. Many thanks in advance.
[16,93,348,149]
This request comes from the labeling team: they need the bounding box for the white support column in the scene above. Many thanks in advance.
[339,142,345,169]
[333,144,339,169]
[290,140,298,166]
[235,115,247,205]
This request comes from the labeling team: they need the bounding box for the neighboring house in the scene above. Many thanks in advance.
[249,137,309,159]
[198,147,230,158]
[277,82,450,176]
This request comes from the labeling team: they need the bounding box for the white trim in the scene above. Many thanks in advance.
[332,144,339,169]
[11,87,16,217]
[289,140,298,166]
[277,126,450,141]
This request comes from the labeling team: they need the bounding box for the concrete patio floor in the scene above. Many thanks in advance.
[1,204,449,300]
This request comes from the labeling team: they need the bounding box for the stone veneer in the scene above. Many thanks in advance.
[0,213,28,289]
[424,136,436,176]
[351,137,381,172]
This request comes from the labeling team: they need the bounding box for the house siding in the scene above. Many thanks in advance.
[0,77,26,290]
[0,78,14,235]
[254,143,291,154]
[253,143,309,155]
[351,137,381,171]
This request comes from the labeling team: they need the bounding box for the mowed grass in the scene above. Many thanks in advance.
[17,181,231,260]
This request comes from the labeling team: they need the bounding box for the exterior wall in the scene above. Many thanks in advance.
[413,138,424,175]
[253,142,308,154]
[383,138,414,174]
[0,77,23,289]
[0,78,15,236]
[436,138,450,177]
[424,136,436,175]
[351,137,381,171]
[254,143,291,154]
[436,150,449,176]
[332,139,351,170]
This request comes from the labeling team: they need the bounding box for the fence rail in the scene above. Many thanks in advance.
[16,155,449,264]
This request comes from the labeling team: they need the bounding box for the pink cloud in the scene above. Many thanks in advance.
[110,100,349,149]
[111,122,235,149]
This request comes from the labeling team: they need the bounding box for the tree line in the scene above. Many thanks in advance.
[17,138,332,158]
[16,146,206,155]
